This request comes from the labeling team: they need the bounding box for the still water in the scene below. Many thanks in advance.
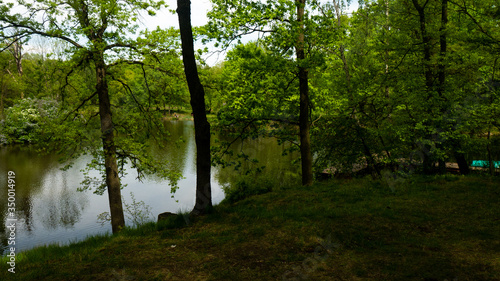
[0,121,299,255]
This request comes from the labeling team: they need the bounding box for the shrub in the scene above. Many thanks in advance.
[1,98,59,144]
[222,172,274,204]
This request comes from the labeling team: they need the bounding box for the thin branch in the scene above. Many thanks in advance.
[62,91,98,122]
[0,34,29,53]
[103,43,137,51]
[107,60,183,78]
[448,0,500,45]
[1,21,84,48]
[217,118,257,157]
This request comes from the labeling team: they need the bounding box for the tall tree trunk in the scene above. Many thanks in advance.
[454,150,470,175]
[437,0,452,174]
[487,129,494,176]
[412,0,433,94]
[384,0,390,98]
[12,41,23,76]
[438,0,468,174]
[296,0,313,186]
[412,0,436,174]
[177,0,213,214]
[8,39,24,99]
[1,75,5,118]
[332,0,352,91]
[438,0,447,98]
[359,128,380,177]
[96,57,125,233]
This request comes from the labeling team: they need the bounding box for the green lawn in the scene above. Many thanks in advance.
[1,175,499,280]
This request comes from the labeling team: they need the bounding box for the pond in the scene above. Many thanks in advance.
[0,121,300,255]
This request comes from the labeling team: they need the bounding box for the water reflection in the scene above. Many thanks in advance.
[1,121,299,254]
[215,137,300,189]
[152,121,194,177]
[38,174,88,230]
[0,146,60,253]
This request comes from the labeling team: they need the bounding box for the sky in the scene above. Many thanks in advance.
[145,0,213,29]
[148,0,360,29]
[17,0,359,65]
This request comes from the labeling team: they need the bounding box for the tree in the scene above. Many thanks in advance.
[6,36,23,77]
[0,0,166,233]
[177,0,213,214]
[296,0,313,186]
[205,0,320,185]
[449,0,500,175]
[209,42,300,174]
[309,1,396,176]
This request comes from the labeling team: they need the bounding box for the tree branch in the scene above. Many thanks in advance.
[1,21,84,48]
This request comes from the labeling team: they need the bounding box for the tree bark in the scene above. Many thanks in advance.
[437,0,468,174]
[96,56,125,233]
[177,0,213,214]
[8,38,24,99]
[7,39,23,76]
[1,76,4,118]
[384,0,390,98]
[487,129,494,176]
[412,0,434,94]
[412,0,437,174]
[296,0,313,186]
[454,151,469,175]
[438,0,447,98]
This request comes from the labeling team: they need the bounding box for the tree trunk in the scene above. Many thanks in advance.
[412,0,436,174]
[454,151,469,175]
[438,0,447,98]
[96,57,125,233]
[1,75,5,118]
[296,0,313,186]
[412,0,434,94]
[333,0,352,92]
[7,39,23,76]
[437,0,468,175]
[177,0,213,214]
[384,0,390,98]
[487,129,494,176]
[437,0,448,175]
[8,39,24,99]
[359,129,380,177]
[13,41,23,76]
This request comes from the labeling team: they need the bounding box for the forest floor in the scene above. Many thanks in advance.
[1,175,499,280]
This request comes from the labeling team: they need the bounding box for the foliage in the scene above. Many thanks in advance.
[0,97,61,144]
[210,42,301,173]
[0,0,499,244]
[221,172,274,204]
[0,0,188,198]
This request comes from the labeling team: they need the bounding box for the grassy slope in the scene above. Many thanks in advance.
[1,175,499,280]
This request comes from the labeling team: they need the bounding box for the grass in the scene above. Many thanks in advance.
[1,175,499,280]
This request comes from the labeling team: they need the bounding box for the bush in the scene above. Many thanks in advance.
[1,98,59,144]
[222,172,274,204]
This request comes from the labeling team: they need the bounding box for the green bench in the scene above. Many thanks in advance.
[471,160,500,169]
